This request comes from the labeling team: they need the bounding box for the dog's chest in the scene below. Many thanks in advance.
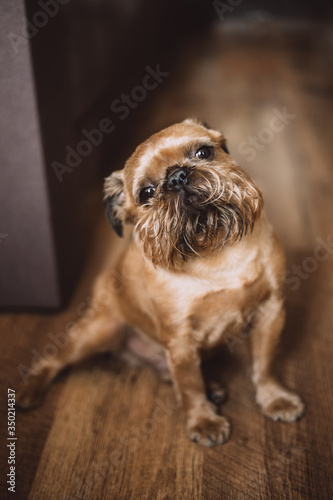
[148,244,265,344]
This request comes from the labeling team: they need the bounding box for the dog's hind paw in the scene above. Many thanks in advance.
[187,414,231,447]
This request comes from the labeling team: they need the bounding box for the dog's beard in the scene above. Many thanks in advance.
[135,165,263,268]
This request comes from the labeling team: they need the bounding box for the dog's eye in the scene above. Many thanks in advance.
[195,146,213,160]
[139,186,155,205]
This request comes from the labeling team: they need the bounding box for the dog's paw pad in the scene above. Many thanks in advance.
[16,388,44,410]
[16,379,48,411]
[263,395,305,423]
[207,382,227,406]
[188,415,231,447]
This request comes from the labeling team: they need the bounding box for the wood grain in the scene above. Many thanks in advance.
[1,22,333,500]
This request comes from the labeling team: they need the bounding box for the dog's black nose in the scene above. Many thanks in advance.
[166,168,188,190]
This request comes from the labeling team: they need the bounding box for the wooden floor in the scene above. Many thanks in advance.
[1,22,333,500]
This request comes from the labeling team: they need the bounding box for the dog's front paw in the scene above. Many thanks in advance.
[187,414,231,447]
[257,384,305,422]
[263,394,305,422]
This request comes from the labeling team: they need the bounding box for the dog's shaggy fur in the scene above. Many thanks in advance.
[17,119,304,446]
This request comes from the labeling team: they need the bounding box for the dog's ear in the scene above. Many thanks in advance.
[187,119,230,154]
[221,139,229,155]
[200,121,230,154]
[183,117,210,128]
[104,170,126,237]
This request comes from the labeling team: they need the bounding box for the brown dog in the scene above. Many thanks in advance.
[17,119,304,446]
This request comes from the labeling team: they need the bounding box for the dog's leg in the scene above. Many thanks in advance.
[166,339,231,447]
[17,306,125,409]
[251,295,305,422]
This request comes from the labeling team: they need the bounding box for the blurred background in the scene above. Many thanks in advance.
[1,0,332,309]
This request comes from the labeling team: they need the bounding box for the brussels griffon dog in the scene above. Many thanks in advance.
[18,119,304,446]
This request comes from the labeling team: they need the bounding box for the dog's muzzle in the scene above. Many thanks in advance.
[166,166,189,191]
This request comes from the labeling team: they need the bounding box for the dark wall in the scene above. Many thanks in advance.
[0,0,212,309]
[0,1,60,308]
[211,0,333,20]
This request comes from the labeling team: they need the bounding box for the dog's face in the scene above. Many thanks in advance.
[104,119,263,268]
